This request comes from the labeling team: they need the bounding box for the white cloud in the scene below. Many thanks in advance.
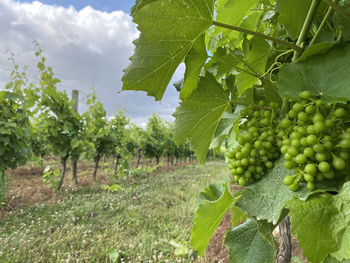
[0,0,184,124]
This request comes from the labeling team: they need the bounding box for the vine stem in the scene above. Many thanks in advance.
[309,6,334,46]
[212,21,302,52]
[292,0,321,60]
[322,0,350,22]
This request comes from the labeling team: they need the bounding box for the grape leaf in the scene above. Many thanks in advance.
[297,42,335,62]
[181,33,207,99]
[278,45,350,103]
[191,179,235,256]
[205,48,241,79]
[235,157,343,224]
[236,37,270,96]
[224,219,277,263]
[173,73,231,163]
[214,0,259,41]
[210,107,242,153]
[276,0,312,40]
[286,182,350,263]
[122,0,214,100]
[230,204,248,227]
[324,256,350,263]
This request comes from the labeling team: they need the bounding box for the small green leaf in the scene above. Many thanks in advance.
[224,219,277,263]
[173,73,231,163]
[297,42,335,62]
[236,37,270,96]
[278,45,350,103]
[205,48,241,79]
[122,0,214,100]
[191,179,235,256]
[230,204,248,227]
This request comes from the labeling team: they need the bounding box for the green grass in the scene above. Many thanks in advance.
[0,161,228,263]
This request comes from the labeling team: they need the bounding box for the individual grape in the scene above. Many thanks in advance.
[307,135,318,145]
[333,157,346,170]
[335,108,346,117]
[289,181,299,192]
[295,154,307,164]
[318,162,330,173]
[238,177,247,186]
[283,175,294,186]
[304,174,314,182]
[304,163,316,175]
[306,182,315,191]
[299,90,312,99]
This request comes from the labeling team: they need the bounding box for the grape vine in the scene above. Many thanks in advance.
[122,0,350,262]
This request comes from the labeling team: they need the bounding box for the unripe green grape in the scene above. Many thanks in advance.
[303,147,315,157]
[290,132,302,140]
[280,119,292,128]
[254,140,262,148]
[297,127,307,135]
[307,125,316,135]
[284,153,292,161]
[238,177,247,186]
[237,136,245,145]
[325,119,334,128]
[307,135,318,145]
[260,118,269,126]
[241,147,250,155]
[295,154,307,164]
[299,90,312,99]
[265,161,273,169]
[288,110,297,118]
[335,108,346,117]
[241,158,249,167]
[306,182,315,191]
[333,157,346,170]
[313,113,324,123]
[261,156,269,162]
[315,152,327,162]
[293,103,304,112]
[248,127,258,133]
[305,105,316,114]
[263,141,273,149]
[315,100,323,107]
[287,146,298,157]
[316,173,325,181]
[336,140,350,149]
[281,145,289,154]
[289,181,299,191]
[235,152,243,159]
[300,137,308,146]
[283,175,294,186]
[267,136,274,142]
[256,166,263,173]
[282,138,291,145]
[250,149,257,157]
[260,149,267,156]
[304,163,316,174]
[318,162,330,173]
[304,173,314,182]
[323,170,335,179]
[291,139,301,148]
[236,167,244,174]
[298,112,308,122]
[254,173,262,180]
[314,122,326,133]
[244,171,252,178]
[249,157,256,164]
[323,141,333,150]
[260,132,269,140]
[284,161,295,169]
[339,152,350,160]
[227,151,235,159]
[313,143,324,153]
[248,165,255,172]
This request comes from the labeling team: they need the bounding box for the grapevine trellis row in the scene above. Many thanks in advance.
[122,0,350,262]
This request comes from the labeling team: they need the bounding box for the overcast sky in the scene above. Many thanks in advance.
[0,0,185,127]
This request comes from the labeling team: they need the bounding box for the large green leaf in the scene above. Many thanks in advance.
[278,45,350,103]
[236,37,270,96]
[235,157,343,224]
[276,0,312,40]
[122,0,214,100]
[286,183,350,263]
[191,179,235,256]
[181,33,207,99]
[297,42,335,62]
[224,219,277,263]
[173,73,231,163]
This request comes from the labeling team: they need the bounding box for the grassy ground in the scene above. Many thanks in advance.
[0,161,229,263]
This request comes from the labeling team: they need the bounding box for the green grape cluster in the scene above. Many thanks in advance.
[277,91,350,191]
[227,102,281,186]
